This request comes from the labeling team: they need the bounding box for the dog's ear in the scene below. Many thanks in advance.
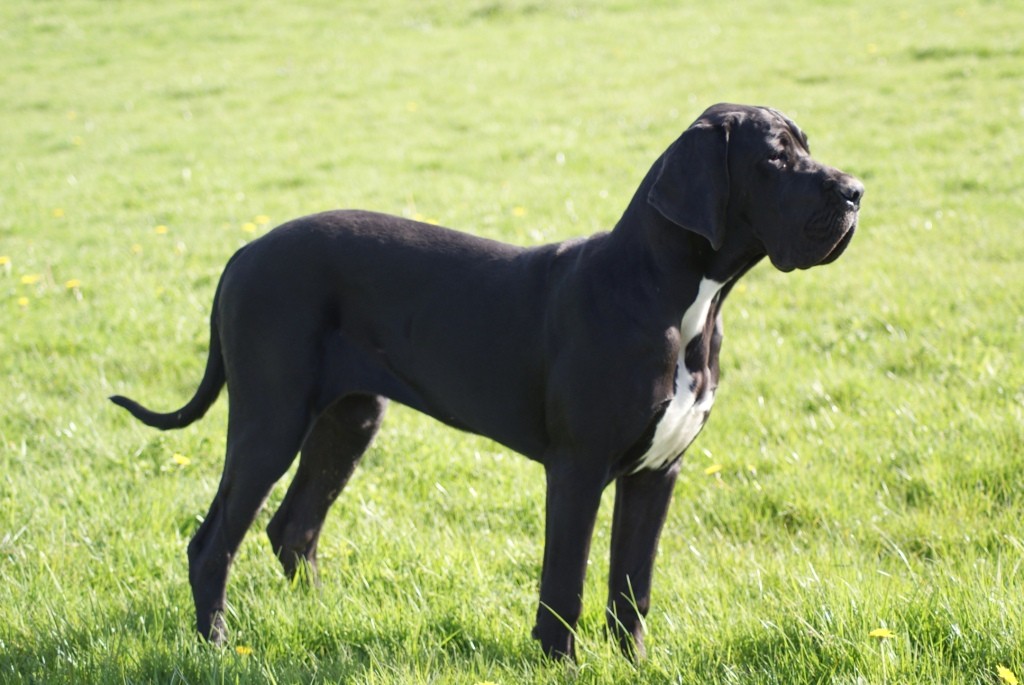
[647,120,730,250]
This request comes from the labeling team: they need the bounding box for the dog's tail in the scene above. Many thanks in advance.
[110,280,228,431]
[110,318,225,430]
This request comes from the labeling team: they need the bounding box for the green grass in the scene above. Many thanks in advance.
[2,0,1023,682]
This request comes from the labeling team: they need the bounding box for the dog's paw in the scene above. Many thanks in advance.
[532,619,576,661]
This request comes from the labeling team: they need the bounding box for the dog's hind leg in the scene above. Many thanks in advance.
[187,399,313,644]
[266,393,387,582]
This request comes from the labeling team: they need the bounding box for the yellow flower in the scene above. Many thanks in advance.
[20,274,42,285]
[65,279,82,289]
[406,101,418,112]
[0,256,10,266]
[52,208,65,218]
[154,225,168,234]
[242,222,257,233]
[704,464,723,475]
[998,666,1020,685]
[17,296,29,307]
[235,645,253,656]
[512,206,527,217]
[869,628,895,639]
[131,244,143,254]
[254,214,271,225]
[172,453,191,467]
[72,136,84,146]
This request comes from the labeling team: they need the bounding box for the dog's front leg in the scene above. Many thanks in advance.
[606,461,681,659]
[532,463,605,660]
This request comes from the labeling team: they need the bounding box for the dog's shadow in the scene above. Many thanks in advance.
[1,602,532,681]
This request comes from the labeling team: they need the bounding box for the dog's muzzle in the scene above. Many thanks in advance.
[820,176,863,264]
[806,174,863,267]
[818,216,856,266]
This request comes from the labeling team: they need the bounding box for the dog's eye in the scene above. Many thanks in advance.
[767,151,790,169]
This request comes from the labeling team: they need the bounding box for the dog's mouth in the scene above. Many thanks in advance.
[802,202,858,269]
[817,218,856,266]
[768,206,858,273]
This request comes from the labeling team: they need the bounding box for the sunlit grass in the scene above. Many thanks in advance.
[2,0,1022,682]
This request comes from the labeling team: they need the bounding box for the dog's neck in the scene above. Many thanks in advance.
[605,164,765,311]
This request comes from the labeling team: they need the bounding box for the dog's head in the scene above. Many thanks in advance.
[648,103,863,272]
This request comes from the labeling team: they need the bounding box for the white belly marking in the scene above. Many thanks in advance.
[632,277,724,473]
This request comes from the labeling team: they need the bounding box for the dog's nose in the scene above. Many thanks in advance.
[836,177,864,206]
[823,174,864,205]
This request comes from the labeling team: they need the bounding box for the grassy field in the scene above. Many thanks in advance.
[2,0,1023,682]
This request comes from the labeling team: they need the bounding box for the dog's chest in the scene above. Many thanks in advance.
[632,278,724,473]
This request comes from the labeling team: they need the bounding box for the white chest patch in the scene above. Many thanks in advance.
[632,278,724,473]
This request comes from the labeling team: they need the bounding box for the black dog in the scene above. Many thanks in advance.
[112,103,863,659]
